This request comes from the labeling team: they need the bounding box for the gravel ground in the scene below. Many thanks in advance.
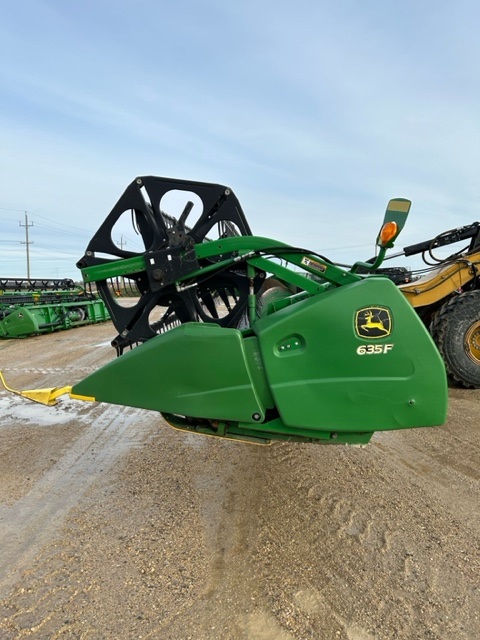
[0,322,479,639]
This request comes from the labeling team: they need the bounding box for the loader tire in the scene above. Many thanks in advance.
[430,290,480,388]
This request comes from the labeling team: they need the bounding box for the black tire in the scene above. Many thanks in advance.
[430,290,480,388]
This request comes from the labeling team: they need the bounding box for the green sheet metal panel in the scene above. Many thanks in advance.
[73,323,269,422]
[253,277,447,432]
[0,307,39,338]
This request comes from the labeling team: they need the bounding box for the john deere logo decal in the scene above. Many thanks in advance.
[355,307,392,339]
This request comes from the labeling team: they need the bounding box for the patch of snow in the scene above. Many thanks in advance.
[0,393,90,428]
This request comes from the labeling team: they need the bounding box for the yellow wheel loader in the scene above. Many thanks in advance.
[384,222,480,388]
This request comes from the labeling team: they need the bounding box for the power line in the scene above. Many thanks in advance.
[1,206,93,234]
[29,211,94,234]
[33,221,91,238]
[32,243,81,257]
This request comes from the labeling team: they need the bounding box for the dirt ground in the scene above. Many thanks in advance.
[0,322,479,640]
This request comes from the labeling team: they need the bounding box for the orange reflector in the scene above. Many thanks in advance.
[379,221,398,245]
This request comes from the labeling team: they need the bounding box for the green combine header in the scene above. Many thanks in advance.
[0,278,110,338]
[1,177,449,446]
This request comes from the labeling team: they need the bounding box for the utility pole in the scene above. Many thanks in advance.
[19,212,33,279]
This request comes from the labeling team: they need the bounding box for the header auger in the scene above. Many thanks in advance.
[3,177,448,445]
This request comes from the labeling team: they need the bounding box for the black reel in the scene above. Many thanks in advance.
[77,176,264,353]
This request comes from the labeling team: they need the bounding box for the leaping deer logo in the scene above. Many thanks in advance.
[361,310,389,333]
[355,307,392,338]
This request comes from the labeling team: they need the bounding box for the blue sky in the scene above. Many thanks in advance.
[1,0,479,279]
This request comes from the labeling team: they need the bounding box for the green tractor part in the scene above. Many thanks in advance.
[0,282,110,338]
[5,177,448,445]
[72,276,446,445]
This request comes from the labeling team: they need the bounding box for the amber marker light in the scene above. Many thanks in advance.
[379,221,398,246]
